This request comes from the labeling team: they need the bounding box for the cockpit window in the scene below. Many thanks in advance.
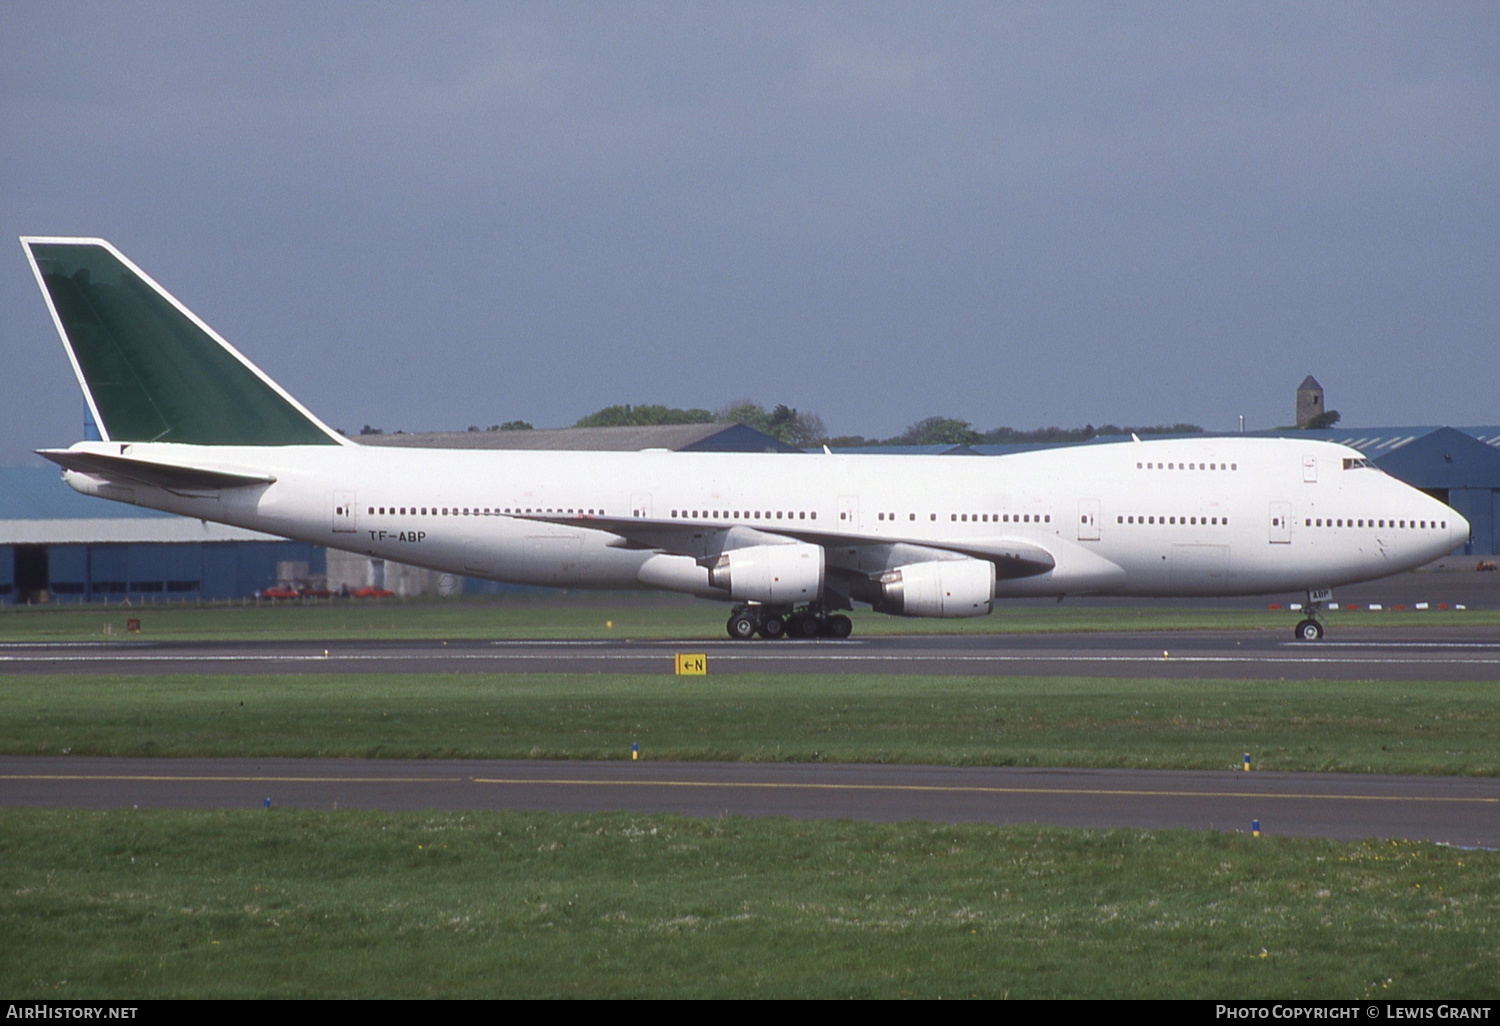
[1342,457,1375,470]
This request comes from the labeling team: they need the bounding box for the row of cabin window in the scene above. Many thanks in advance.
[1137,461,1237,471]
[1116,515,1230,526]
[1304,517,1446,530]
[367,506,606,516]
[873,512,1051,523]
[670,510,816,521]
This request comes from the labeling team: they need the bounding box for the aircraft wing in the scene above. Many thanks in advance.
[512,512,1056,579]
[36,448,277,494]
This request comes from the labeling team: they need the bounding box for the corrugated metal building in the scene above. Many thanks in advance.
[0,468,323,604]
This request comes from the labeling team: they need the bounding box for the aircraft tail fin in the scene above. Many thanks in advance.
[21,237,345,446]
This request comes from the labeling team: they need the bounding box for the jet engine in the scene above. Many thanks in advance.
[868,558,995,617]
[708,542,824,604]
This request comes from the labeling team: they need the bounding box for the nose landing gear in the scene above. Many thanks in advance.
[1293,588,1331,641]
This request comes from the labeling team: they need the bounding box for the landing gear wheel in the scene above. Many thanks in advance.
[1294,618,1324,641]
[787,614,822,639]
[822,614,853,639]
[757,614,786,640]
[727,613,757,640]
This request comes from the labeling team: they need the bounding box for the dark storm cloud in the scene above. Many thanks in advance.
[3,2,1496,461]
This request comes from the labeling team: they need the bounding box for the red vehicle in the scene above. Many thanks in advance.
[350,586,395,598]
[257,585,300,600]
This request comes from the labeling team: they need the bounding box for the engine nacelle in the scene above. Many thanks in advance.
[870,558,994,618]
[709,542,824,604]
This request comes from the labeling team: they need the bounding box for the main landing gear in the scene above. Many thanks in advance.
[1293,589,1330,641]
[726,604,852,640]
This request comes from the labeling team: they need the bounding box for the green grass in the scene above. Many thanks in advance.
[1,596,1495,641]
[2,808,1493,998]
[4,673,1496,775]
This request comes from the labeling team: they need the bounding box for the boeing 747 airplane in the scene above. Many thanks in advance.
[21,237,1468,640]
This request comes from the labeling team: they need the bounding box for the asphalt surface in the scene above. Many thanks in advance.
[3,756,1495,847]
[2,625,1499,679]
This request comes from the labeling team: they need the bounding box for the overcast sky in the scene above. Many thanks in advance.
[3,2,1496,462]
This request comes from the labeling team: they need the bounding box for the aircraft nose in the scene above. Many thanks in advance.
[1450,509,1472,552]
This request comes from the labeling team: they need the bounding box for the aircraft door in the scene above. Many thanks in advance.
[1302,456,1318,483]
[1269,501,1292,544]
[631,492,652,518]
[1077,499,1100,541]
[838,495,859,531]
[333,491,358,533]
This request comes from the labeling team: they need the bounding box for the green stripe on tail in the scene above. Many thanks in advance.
[27,240,339,446]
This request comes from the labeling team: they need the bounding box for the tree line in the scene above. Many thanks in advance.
[353,405,1338,442]
[568,403,1205,447]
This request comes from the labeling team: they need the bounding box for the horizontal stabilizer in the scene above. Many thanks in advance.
[37,448,276,493]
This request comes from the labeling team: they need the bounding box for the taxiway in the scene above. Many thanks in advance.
[3,755,1495,847]
[2,626,1498,680]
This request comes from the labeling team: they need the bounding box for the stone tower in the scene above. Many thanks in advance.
[1295,375,1324,428]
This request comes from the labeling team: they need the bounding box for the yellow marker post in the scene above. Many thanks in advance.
[674,653,707,675]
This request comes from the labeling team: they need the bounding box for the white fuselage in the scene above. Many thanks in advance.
[56,435,1467,605]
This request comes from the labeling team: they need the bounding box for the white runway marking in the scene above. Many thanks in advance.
[3,651,1500,668]
[1289,640,1500,650]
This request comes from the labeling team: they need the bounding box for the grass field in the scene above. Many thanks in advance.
[3,808,1495,999]
[2,672,1497,775]
[1,595,1495,641]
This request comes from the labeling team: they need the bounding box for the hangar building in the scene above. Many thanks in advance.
[0,467,323,604]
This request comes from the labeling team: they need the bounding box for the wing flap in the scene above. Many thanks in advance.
[513,513,1055,578]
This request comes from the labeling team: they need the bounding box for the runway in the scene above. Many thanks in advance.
[2,625,1499,679]
[2,755,1494,847]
